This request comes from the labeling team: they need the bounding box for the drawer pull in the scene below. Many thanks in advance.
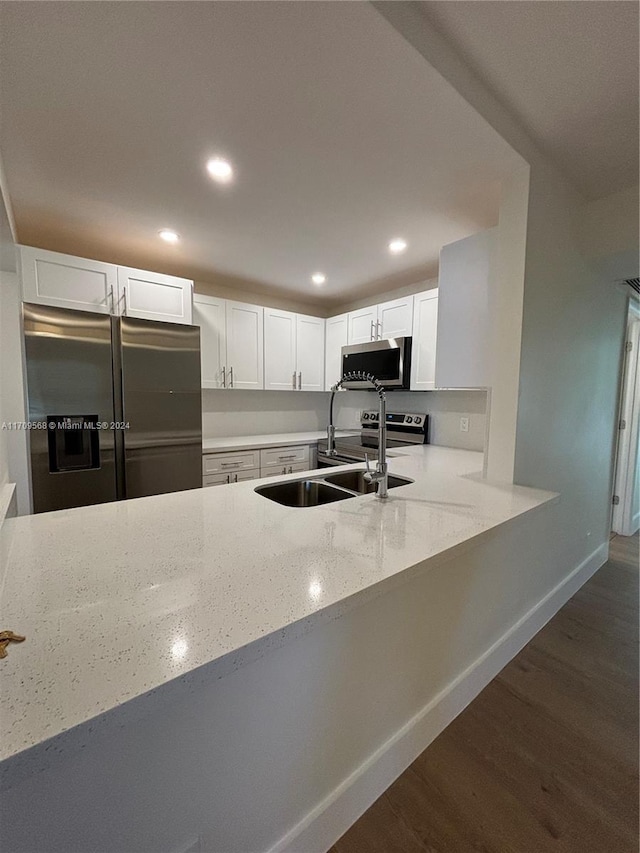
[278,455,297,461]
[221,462,242,468]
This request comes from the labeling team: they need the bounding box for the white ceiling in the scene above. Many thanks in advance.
[0,2,522,307]
[418,0,639,201]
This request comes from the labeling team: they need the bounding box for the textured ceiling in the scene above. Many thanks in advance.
[0,1,522,306]
[418,0,639,201]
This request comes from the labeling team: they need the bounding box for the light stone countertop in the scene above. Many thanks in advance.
[202,430,356,453]
[0,445,557,773]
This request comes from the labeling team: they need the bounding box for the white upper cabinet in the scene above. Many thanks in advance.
[193,294,227,388]
[117,266,193,325]
[324,313,348,390]
[378,295,413,339]
[264,308,298,391]
[225,300,264,390]
[347,297,413,344]
[264,309,325,391]
[410,288,438,391]
[347,305,378,344]
[19,247,194,324]
[19,246,117,315]
[435,229,495,389]
[296,314,325,391]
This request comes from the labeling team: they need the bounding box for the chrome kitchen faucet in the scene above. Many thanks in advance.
[327,372,388,499]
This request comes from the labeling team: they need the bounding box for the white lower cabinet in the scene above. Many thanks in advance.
[203,449,261,476]
[202,444,313,487]
[203,468,260,486]
[259,445,310,469]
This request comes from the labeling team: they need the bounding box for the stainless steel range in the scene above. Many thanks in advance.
[317,411,429,467]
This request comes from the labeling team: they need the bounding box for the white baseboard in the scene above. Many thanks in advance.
[268,541,609,853]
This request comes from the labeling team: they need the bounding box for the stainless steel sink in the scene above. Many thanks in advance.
[323,470,414,494]
[255,479,354,507]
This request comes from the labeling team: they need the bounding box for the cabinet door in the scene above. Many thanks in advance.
[378,295,413,339]
[296,314,325,391]
[19,246,117,314]
[225,300,264,390]
[117,267,193,324]
[410,289,439,391]
[264,308,297,391]
[348,306,378,344]
[325,314,348,390]
[193,295,227,388]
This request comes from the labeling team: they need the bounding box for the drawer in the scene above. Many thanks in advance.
[203,467,260,486]
[260,461,309,478]
[259,445,310,468]
[202,449,261,475]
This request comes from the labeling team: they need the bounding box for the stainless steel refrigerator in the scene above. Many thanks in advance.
[23,302,202,513]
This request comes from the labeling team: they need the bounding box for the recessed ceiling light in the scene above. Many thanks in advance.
[311,272,326,286]
[158,229,180,244]
[206,157,234,184]
[388,238,407,255]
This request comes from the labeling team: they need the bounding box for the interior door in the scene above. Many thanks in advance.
[264,308,297,391]
[297,314,325,391]
[225,300,264,390]
[193,294,227,388]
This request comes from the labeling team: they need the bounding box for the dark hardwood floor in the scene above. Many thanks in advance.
[329,533,639,853]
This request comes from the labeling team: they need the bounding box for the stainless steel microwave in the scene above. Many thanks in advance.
[340,337,412,389]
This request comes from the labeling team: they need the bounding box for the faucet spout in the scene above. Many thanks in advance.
[327,372,388,499]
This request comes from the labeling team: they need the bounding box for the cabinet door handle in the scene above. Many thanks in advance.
[107,286,115,314]
[221,366,226,388]
[377,320,382,339]
[226,474,231,484]
[229,366,234,388]
[298,371,302,390]
[288,466,293,474]
[122,286,127,316]
[370,320,375,341]
[292,371,297,390]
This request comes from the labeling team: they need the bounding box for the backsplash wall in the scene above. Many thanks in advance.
[202,389,487,451]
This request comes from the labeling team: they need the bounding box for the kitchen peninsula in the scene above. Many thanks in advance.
[0,444,557,853]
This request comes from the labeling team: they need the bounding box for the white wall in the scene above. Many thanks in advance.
[201,389,487,451]
[0,271,30,515]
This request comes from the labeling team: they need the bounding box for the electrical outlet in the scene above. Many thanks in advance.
[460,417,469,433]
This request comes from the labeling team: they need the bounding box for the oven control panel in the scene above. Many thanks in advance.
[361,410,426,428]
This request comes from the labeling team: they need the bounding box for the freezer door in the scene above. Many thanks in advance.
[23,303,118,512]
[119,317,202,498]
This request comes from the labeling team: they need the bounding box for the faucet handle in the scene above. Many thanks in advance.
[364,453,374,482]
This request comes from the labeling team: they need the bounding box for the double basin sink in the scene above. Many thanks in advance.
[255,468,414,507]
